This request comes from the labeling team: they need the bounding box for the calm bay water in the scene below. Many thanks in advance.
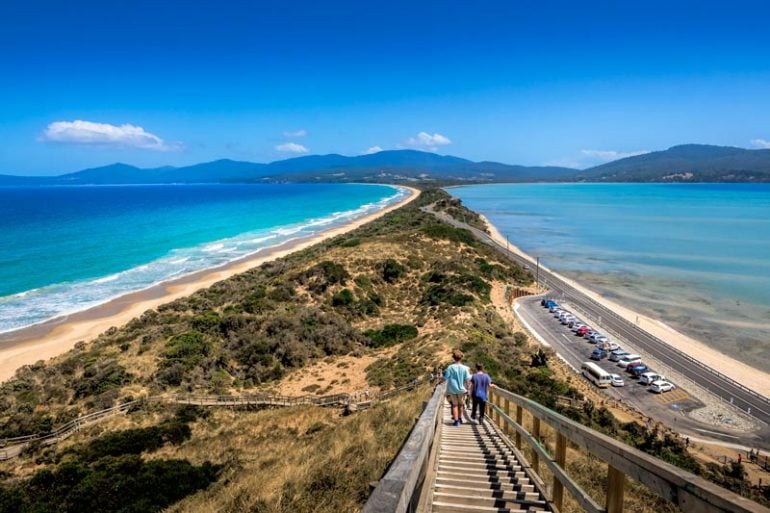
[452,183,770,371]
[0,183,403,333]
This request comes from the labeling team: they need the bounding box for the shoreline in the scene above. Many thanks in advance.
[478,213,770,398]
[0,186,420,383]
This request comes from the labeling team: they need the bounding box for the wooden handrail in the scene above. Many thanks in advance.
[488,387,769,513]
[363,383,446,513]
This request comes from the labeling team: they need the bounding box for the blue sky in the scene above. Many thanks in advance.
[2,0,770,175]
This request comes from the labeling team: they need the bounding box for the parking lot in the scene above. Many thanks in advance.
[515,295,708,422]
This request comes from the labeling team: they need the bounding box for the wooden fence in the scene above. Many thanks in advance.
[362,383,769,513]
[486,387,769,513]
[0,379,427,461]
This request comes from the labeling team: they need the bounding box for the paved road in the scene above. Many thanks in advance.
[515,296,770,448]
[426,207,770,430]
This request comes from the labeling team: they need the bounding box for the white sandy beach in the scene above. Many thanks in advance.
[0,187,420,383]
[479,213,770,398]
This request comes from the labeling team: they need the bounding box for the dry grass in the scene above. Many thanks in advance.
[159,385,432,512]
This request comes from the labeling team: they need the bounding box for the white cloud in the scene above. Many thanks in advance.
[275,142,309,154]
[406,131,451,151]
[364,145,383,154]
[41,120,181,151]
[750,138,770,149]
[580,149,649,163]
[283,129,307,138]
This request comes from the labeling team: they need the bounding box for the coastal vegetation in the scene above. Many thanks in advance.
[0,188,766,511]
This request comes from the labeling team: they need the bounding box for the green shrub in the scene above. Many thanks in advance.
[364,324,419,348]
[331,288,354,307]
[382,259,405,283]
[421,224,476,246]
[74,362,132,399]
[161,331,211,369]
[0,455,220,513]
[190,311,221,333]
[421,285,473,307]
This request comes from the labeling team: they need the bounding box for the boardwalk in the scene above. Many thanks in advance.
[427,404,548,512]
[0,379,425,461]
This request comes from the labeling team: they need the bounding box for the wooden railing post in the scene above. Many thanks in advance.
[532,417,541,473]
[606,465,625,513]
[503,398,511,436]
[489,392,497,426]
[553,432,567,511]
[515,405,523,449]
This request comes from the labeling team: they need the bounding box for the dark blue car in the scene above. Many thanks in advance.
[590,349,607,360]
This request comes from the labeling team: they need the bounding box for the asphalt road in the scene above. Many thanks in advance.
[426,207,770,430]
[514,295,770,447]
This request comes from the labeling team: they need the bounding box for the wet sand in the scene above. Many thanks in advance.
[479,214,770,398]
[0,186,419,383]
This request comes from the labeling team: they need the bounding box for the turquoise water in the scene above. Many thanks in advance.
[0,183,403,333]
[451,183,770,371]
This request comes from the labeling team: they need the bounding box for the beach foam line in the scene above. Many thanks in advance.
[0,187,407,335]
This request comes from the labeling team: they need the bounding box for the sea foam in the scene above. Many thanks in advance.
[0,187,404,334]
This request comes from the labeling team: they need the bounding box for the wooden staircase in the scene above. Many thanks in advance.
[428,403,549,513]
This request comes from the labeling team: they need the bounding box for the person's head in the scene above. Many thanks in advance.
[452,349,463,362]
[475,363,484,372]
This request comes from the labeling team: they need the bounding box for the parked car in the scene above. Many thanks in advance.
[649,380,675,393]
[555,309,568,318]
[588,332,605,343]
[610,374,625,387]
[576,326,592,336]
[561,315,576,325]
[628,364,649,377]
[544,299,557,309]
[567,318,580,327]
[548,303,560,312]
[609,350,629,362]
[570,322,585,331]
[639,372,665,385]
[597,340,620,352]
[590,349,607,360]
[617,355,642,368]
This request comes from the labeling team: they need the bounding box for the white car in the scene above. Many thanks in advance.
[588,332,605,343]
[610,374,625,387]
[570,323,585,332]
[560,315,575,325]
[617,355,642,368]
[639,372,665,385]
[609,350,629,362]
[649,380,675,393]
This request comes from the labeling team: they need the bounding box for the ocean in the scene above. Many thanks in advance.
[451,183,770,372]
[0,183,404,333]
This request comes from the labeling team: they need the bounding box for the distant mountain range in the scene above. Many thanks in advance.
[2,145,770,185]
[575,144,770,182]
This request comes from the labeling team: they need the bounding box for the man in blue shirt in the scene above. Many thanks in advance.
[470,363,493,424]
[443,350,471,427]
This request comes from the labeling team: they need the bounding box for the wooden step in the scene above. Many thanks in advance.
[433,491,548,510]
[435,483,542,502]
[435,476,535,493]
[439,458,522,473]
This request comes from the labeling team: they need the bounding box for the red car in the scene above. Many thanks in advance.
[577,326,592,336]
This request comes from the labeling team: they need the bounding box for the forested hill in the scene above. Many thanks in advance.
[5,145,770,185]
[575,144,770,182]
[0,150,576,185]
